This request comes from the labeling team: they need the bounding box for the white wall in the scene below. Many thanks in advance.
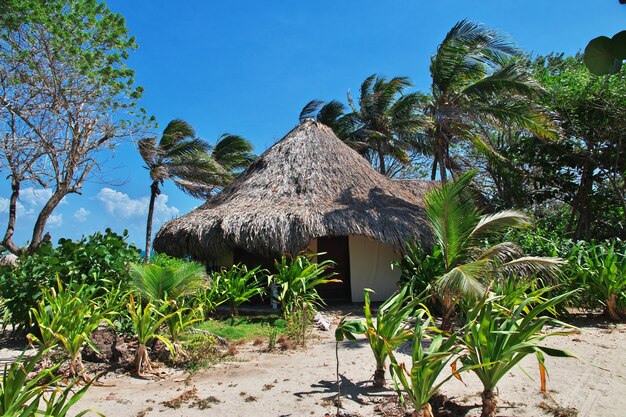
[348,235,401,302]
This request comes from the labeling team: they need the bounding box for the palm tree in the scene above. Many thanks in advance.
[139,119,255,261]
[425,170,563,330]
[300,74,427,177]
[426,19,556,183]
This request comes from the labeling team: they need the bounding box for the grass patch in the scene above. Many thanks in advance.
[194,315,287,342]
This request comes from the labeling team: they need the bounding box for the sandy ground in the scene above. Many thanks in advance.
[62,314,626,417]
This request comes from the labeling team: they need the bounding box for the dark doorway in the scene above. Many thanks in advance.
[316,236,352,302]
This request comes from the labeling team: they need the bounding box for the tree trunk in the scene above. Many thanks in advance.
[2,178,22,255]
[481,389,498,417]
[144,181,159,263]
[25,189,66,254]
[567,163,594,240]
[430,158,438,181]
[440,291,455,331]
[373,367,385,388]
[435,132,448,184]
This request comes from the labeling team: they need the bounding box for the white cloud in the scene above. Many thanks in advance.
[20,188,53,207]
[96,188,179,224]
[47,213,63,228]
[73,207,90,223]
[0,197,8,214]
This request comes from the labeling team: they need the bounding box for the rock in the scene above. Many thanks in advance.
[82,327,133,366]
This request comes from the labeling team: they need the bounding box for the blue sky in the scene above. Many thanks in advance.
[1,0,624,250]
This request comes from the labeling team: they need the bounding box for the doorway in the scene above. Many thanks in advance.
[316,236,352,302]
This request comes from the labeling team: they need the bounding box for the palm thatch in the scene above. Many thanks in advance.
[154,120,436,261]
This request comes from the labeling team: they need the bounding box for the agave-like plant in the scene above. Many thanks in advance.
[363,286,425,388]
[424,170,564,329]
[388,309,466,417]
[28,279,115,378]
[273,253,339,318]
[460,289,578,417]
[127,295,176,376]
[0,350,101,416]
[212,264,266,318]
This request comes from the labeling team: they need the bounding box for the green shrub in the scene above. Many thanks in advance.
[0,229,140,330]
[211,264,267,317]
[272,253,338,317]
[151,252,192,269]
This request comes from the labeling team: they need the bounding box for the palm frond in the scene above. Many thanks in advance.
[159,119,196,149]
[469,209,532,240]
[425,171,480,268]
[498,256,565,281]
[477,242,524,263]
[212,134,255,171]
[437,260,489,299]
[138,137,158,165]
[299,99,325,122]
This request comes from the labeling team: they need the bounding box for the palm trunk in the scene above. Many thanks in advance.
[440,291,455,331]
[145,181,159,263]
[134,343,153,376]
[481,389,498,417]
[2,178,22,255]
[377,145,386,176]
[607,294,624,322]
[373,366,385,388]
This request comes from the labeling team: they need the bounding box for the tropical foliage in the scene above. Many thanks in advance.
[272,253,339,317]
[460,290,578,417]
[363,287,424,387]
[424,170,563,329]
[0,230,140,330]
[139,119,255,260]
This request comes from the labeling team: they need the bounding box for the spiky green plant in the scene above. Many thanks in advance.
[363,286,425,387]
[273,253,339,318]
[0,350,101,416]
[460,289,578,417]
[28,279,114,378]
[127,295,176,376]
[388,309,467,417]
[212,264,266,318]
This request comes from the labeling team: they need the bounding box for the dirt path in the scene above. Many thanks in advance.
[73,316,626,417]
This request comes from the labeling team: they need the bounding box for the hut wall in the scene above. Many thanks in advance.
[348,235,401,302]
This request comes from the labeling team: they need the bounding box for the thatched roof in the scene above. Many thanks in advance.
[154,120,437,260]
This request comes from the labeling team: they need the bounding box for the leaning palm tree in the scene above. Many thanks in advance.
[426,19,557,183]
[139,120,255,261]
[425,170,563,330]
[300,74,427,177]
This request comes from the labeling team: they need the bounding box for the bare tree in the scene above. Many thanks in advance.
[0,0,149,254]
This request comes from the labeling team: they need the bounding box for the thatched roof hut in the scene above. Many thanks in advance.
[154,120,437,302]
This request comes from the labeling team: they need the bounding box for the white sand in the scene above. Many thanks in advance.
[72,316,626,417]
